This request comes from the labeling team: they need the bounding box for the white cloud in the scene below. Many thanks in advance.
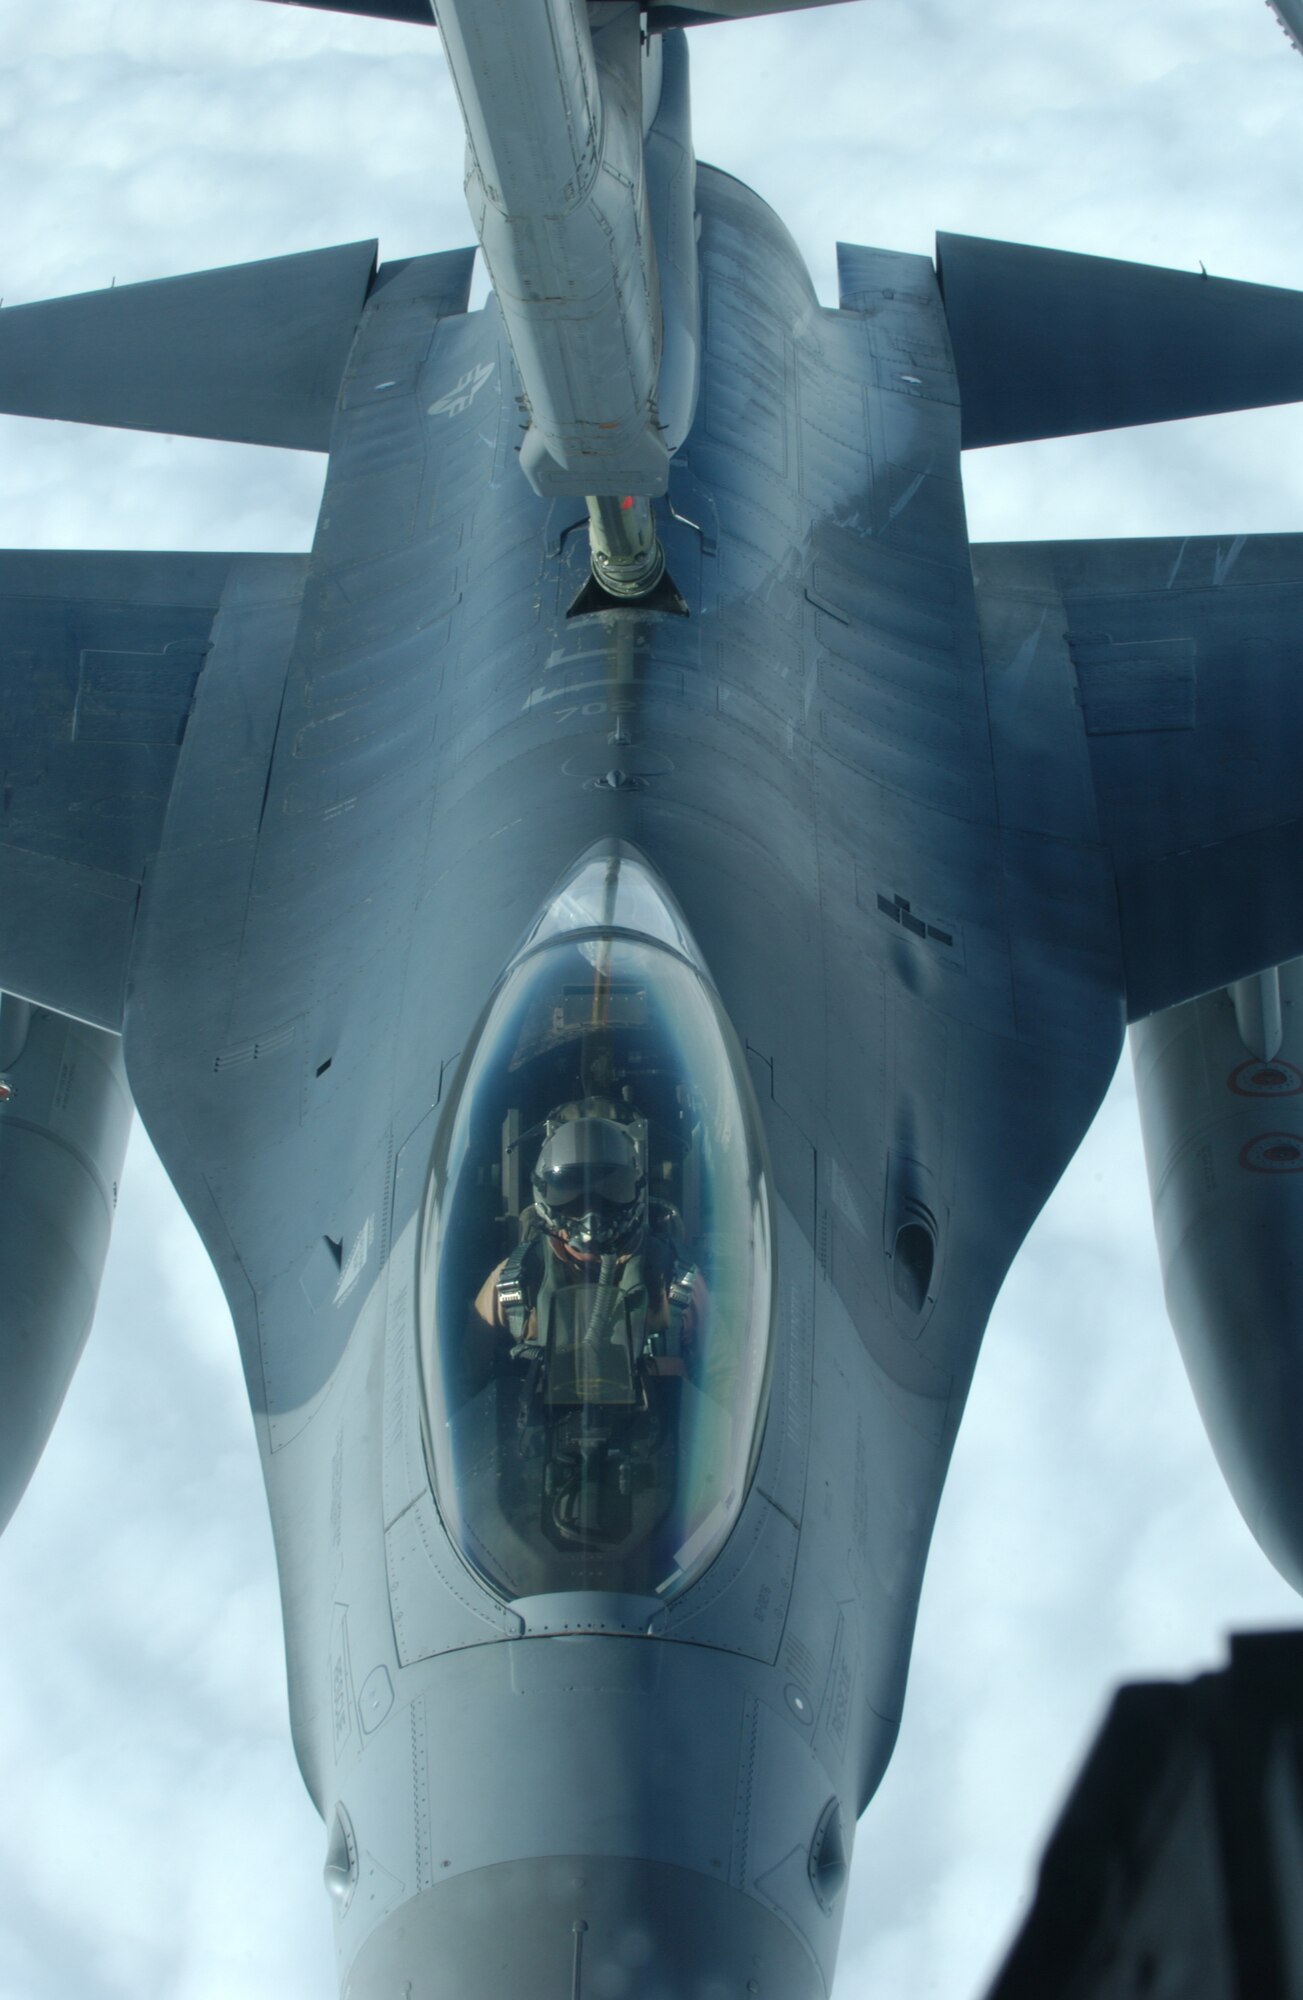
[1,2,1301,1996]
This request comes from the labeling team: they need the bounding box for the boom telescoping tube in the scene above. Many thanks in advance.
[437,0,668,498]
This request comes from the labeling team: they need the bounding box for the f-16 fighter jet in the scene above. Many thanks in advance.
[5,2,1303,1994]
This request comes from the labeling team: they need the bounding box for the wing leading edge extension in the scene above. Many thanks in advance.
[972,533,1303,1022]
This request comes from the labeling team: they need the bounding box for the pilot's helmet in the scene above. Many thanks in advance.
[532,1116,646,1257]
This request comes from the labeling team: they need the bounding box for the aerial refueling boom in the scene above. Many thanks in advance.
[436,0,700,595]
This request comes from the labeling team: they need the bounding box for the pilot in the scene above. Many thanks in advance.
[472,1113,703,1361]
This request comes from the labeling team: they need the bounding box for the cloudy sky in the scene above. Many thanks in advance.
[2,2,1303,1996]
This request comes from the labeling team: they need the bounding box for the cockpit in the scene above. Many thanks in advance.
[417,847,774,1603]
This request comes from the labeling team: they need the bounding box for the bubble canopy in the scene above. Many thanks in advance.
[418,849,774,1603]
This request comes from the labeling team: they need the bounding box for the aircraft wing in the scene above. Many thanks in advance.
[0,552,310,1028]
[972,532,1303,1021]
[267,0,435,18]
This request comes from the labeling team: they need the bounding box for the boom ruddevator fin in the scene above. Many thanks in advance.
[257,0,854,26]
[937,232,1303,450]
[641,0,857,21]
[0,240,382,451]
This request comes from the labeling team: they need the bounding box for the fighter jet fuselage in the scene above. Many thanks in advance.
[7,5,1303,1995]
[109,161,1131,1994]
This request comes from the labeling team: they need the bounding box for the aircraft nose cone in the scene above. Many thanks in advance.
[340,1854,824,1999]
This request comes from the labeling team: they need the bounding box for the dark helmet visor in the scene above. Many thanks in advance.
[536,1158,640,1213]
[533,1117,642,1217]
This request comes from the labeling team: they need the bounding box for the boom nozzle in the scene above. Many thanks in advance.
[585,494,665,600]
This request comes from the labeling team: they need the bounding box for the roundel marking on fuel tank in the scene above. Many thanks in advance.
[1229,1059,1303,1097]
[1240,1132,1303,1172]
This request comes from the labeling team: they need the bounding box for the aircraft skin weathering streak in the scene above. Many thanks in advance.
[4,2,1303,1994]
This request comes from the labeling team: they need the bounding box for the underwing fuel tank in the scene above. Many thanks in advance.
[0,997,133,1532]
[1131,963,1303,1590]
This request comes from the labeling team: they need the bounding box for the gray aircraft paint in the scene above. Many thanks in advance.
[1270,0,1303,53]
[4,4,1303,1995]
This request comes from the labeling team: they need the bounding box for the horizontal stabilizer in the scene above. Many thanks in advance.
[0,550,309,1027]
[938,233,1303,449]
[0,241,379,450]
